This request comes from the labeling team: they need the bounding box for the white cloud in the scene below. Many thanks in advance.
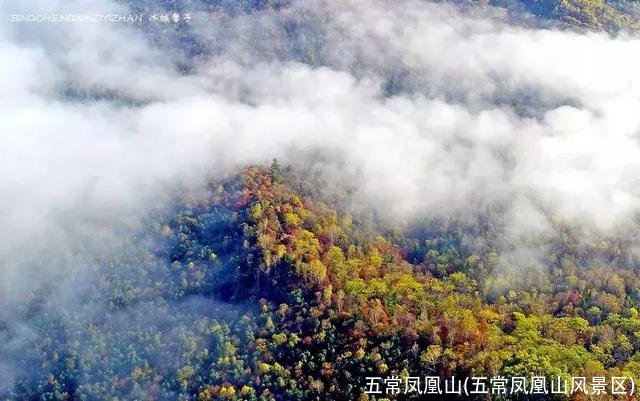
[1,0,640,302]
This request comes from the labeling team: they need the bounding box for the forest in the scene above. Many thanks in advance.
[5,164,640,400]
[4,0,640,400]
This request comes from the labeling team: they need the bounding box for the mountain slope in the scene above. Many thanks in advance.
[8,164,640,400]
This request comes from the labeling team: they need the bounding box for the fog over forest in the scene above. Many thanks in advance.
[3,0,640,399]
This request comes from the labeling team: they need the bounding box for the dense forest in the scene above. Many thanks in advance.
[5,163,640,400]
[488,0,640,31]
[5,0,640,400]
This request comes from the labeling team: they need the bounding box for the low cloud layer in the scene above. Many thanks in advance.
[1,0,640,279]
[2,0,640,390]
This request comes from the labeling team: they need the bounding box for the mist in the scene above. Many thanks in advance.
[2,0,640,395]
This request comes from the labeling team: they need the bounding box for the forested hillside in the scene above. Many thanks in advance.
[5,0,640,399]
[7,165,640,400]
[488,0,640,31]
